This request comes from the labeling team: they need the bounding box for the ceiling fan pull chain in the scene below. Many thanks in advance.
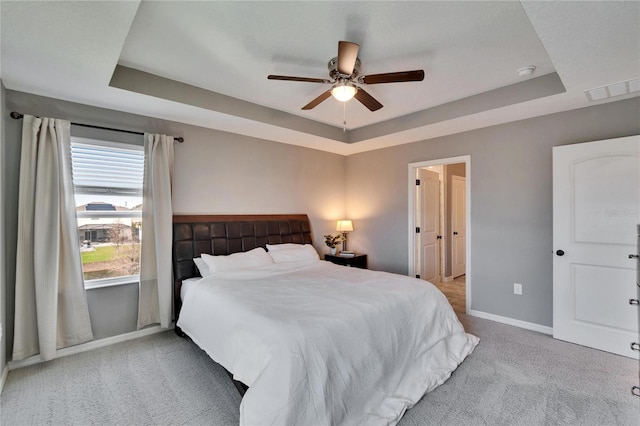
[343,102,347,132]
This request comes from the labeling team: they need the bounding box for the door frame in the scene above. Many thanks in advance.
[408,156,471,314]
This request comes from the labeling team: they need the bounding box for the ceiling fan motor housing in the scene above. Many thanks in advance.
[328,57,361,80]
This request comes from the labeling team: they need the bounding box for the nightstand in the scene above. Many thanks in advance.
[324,253,368,269]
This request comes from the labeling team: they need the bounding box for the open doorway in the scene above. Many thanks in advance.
[408,156,471,315]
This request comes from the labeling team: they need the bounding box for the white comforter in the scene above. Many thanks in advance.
[177,260,478,426]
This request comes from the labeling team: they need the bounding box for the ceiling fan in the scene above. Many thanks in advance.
[267,41,424,112]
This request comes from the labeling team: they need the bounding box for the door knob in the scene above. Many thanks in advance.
[630,299,640,305]
[629,254,639,259]
[556,250,565,256]
[436,235,442,240]
[453,231,458,235]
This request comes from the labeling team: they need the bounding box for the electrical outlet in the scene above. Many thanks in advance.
[514,283,523,295]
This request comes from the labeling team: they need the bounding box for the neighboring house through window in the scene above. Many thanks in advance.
[71,137,144,286]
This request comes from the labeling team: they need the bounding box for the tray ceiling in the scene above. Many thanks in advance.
[1,1,638,155]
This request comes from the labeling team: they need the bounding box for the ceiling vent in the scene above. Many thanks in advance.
[585,77,640,101]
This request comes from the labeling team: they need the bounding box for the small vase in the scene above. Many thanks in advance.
[330,247,337,255]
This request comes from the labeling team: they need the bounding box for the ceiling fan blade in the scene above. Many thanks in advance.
[337,41,360,76]
[302,90,332,110]
[268,75,330,84]
[354,88,383,111]
[361,70,425,84]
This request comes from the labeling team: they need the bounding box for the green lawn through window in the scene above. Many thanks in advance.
[80,243,141,281]
[81,245,116,263]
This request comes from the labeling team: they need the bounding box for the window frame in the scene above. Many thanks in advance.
[71,136,144,289]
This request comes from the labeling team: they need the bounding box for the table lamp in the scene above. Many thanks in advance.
[336,220,354,252]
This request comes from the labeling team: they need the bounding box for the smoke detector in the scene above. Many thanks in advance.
[517,66,536,77]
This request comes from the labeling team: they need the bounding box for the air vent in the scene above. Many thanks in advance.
[585,77,640,101]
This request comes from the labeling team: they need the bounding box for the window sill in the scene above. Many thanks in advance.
[84,275,139,290]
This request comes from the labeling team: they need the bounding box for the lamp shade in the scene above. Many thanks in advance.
[336,220,354,232]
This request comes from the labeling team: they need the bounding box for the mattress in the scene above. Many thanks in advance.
[177,260,478,425]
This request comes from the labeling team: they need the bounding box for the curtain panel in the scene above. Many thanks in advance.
[138,134,174,329]
[12,115,93,361]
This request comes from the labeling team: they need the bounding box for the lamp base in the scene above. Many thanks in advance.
[341,232,348,252]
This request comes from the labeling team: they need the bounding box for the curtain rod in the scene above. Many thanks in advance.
[9,111,184,143]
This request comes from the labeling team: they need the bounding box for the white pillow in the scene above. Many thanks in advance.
[266,243,307,252]
[193,257,211,277]
[267,244,320,263]
[201,247,274,273]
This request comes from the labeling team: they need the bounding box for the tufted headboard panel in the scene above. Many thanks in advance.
[172,214,313,282]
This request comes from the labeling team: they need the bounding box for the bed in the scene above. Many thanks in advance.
[172,214,478,426]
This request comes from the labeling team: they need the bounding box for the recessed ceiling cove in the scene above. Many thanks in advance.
[116,1,557,131]
[3,1,638,154]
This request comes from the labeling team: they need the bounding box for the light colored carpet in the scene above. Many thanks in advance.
[403,315,639,425]
[1,314,638,425]
[0,333,241,425]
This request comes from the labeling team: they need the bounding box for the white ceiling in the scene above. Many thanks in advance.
[1,1,639,156]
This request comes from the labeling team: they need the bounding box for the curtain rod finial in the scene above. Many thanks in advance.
[10,111,24,119]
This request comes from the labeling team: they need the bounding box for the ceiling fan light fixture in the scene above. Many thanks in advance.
[331,81,357,102]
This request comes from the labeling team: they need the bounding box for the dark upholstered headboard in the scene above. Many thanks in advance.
[172,214,313,282]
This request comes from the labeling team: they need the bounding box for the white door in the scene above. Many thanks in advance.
[419,168,440,282]
[451,176,466,278]
[553,135,640,358]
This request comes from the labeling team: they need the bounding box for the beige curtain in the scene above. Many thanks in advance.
[13,115,93,361]
[138,134,174,329]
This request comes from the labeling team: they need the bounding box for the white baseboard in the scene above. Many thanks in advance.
[469,310,553,335]
[0,365,8,394]
[8,324,173,371]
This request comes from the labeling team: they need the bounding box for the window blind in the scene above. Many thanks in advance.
[71,140,144,195]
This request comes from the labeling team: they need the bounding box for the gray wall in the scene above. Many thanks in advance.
[86,283,139,340]
[2,86,638,360]
[2,90,346,360]
[345,97,640,327]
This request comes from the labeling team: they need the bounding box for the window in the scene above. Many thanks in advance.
[71,137,144,286]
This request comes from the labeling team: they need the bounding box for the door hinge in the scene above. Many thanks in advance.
[416,274,420,279]
[416,179,420,185]
[416,227,420,233]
